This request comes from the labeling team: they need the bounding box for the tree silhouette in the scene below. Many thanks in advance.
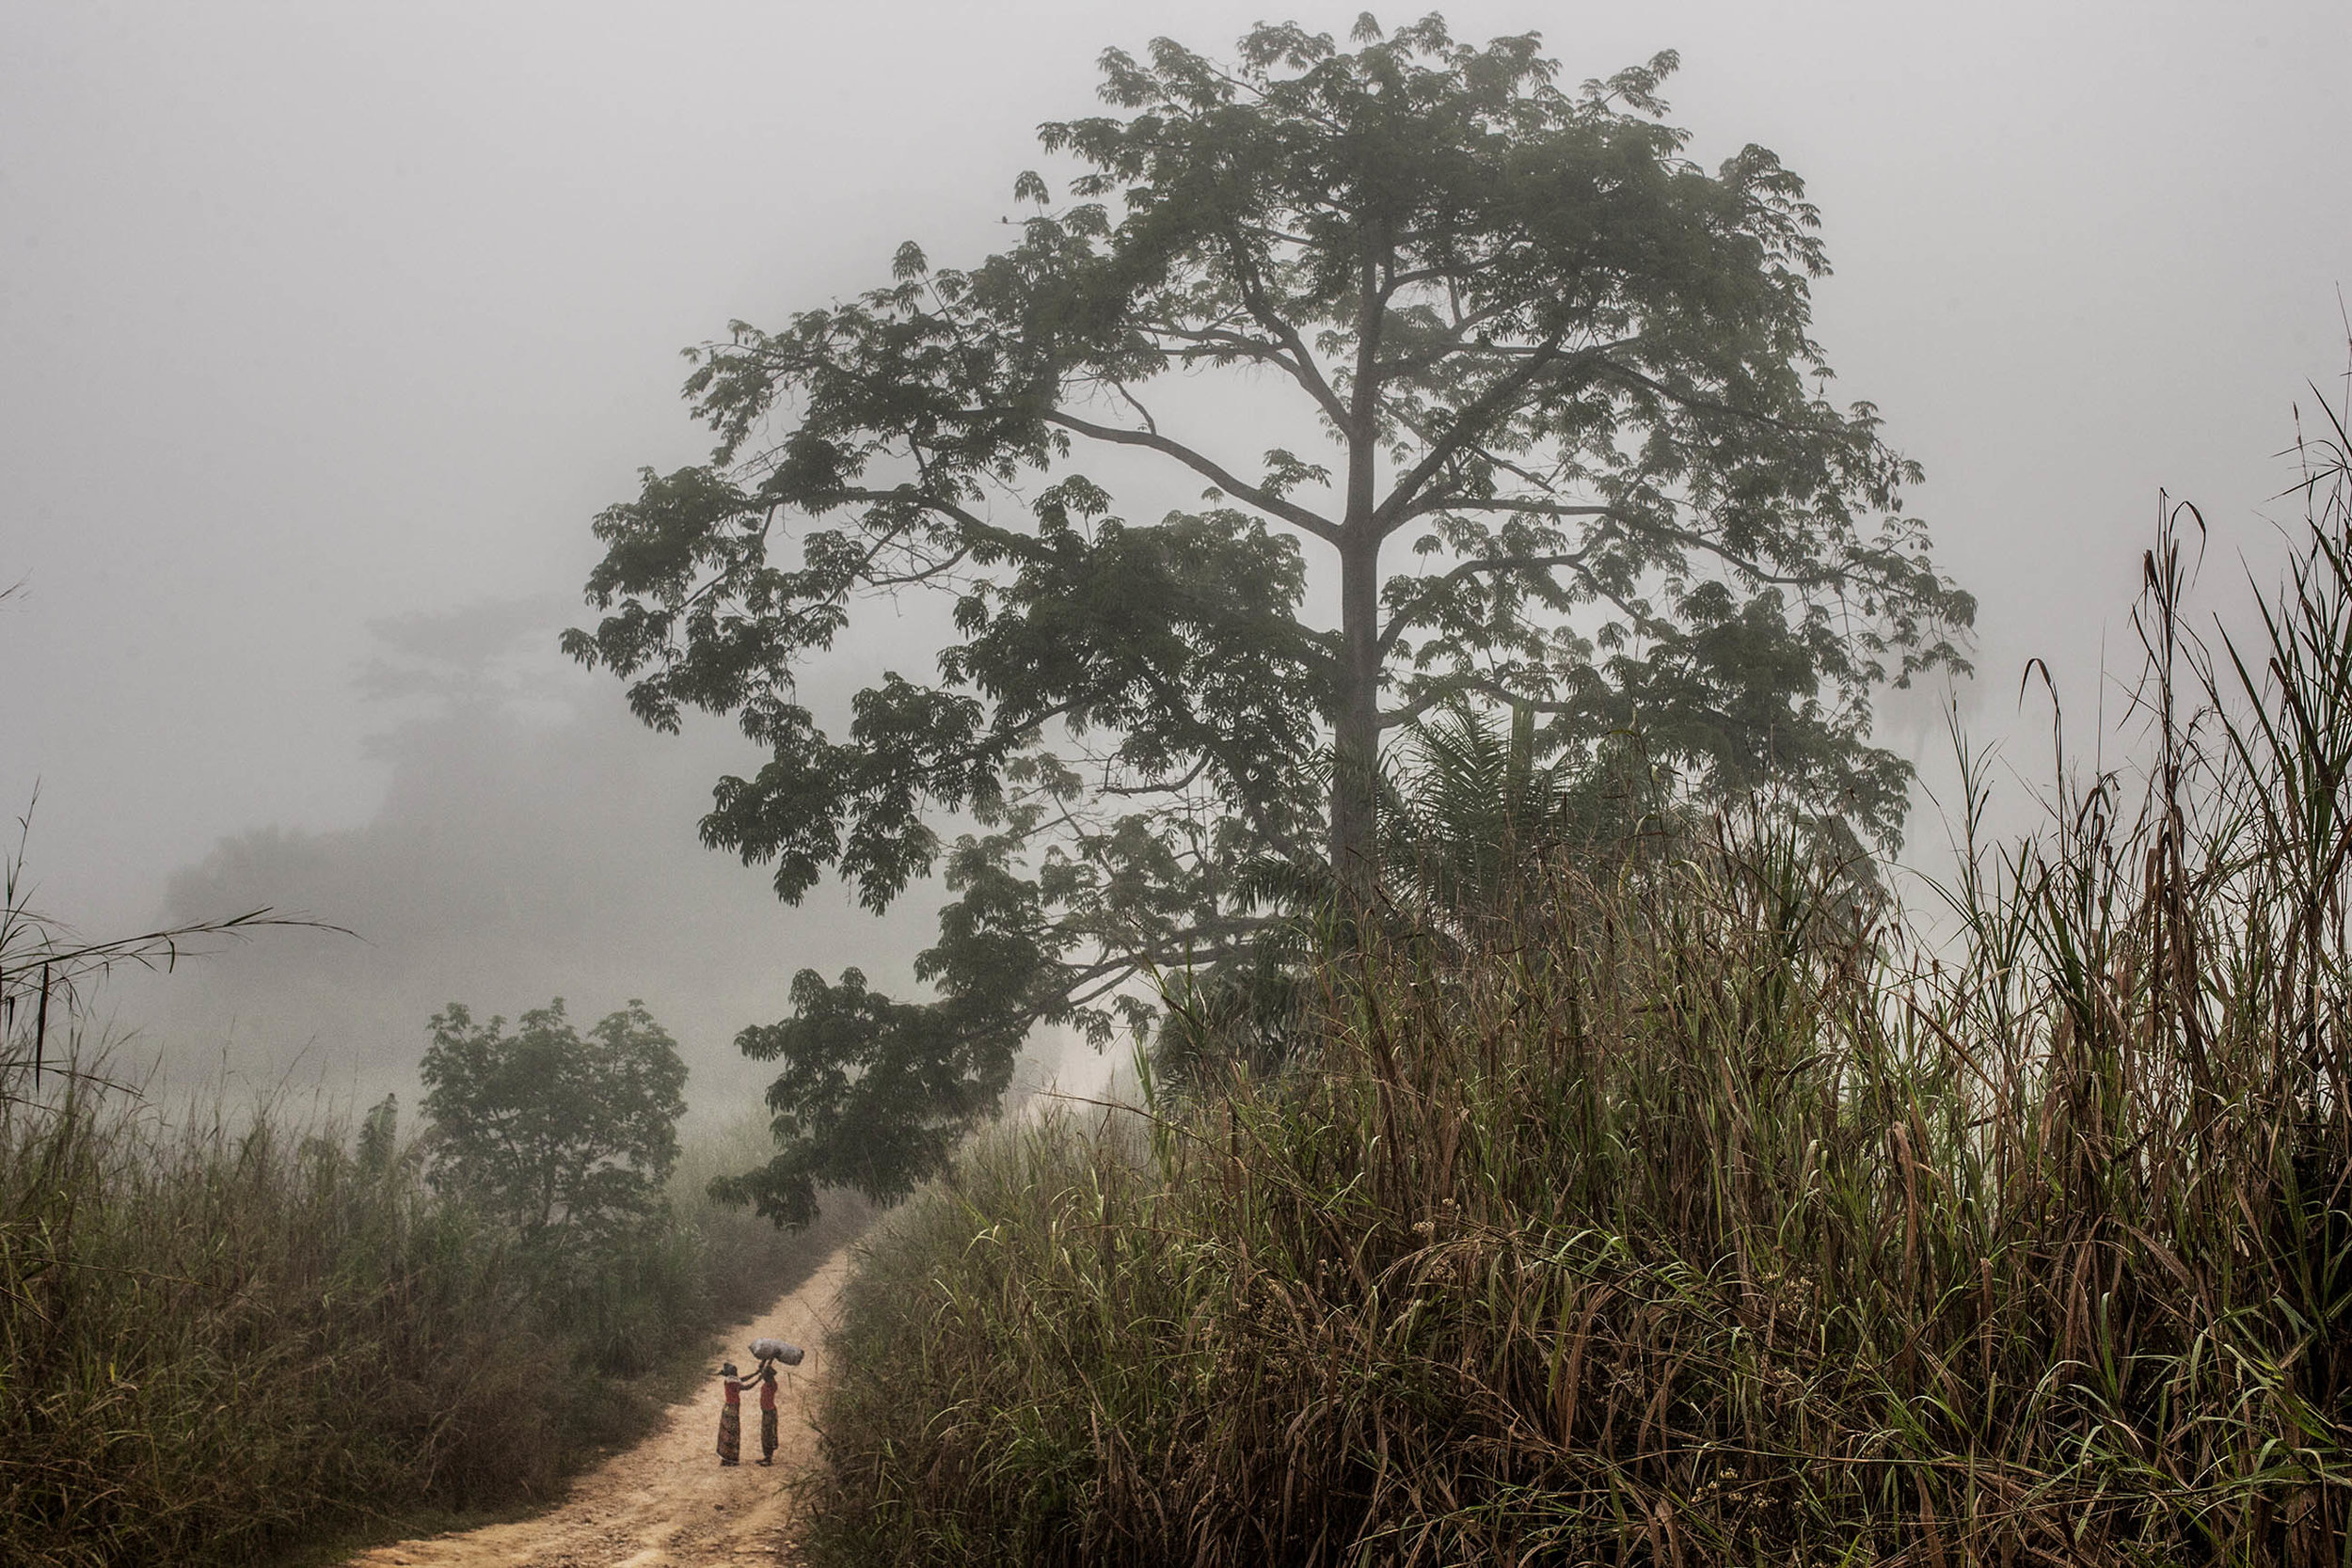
[569,16,1972,1223]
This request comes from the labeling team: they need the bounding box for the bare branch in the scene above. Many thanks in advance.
[1109,381,1161,437]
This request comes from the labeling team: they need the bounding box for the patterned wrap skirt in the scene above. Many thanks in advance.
[717,1403,741,1463]
[761,1405,779,1459]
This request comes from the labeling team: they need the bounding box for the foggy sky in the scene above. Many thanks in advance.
[5,0,2348,1103]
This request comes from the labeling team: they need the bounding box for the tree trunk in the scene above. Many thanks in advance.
[1330,531,1382,903]
[1330,250,1387,907]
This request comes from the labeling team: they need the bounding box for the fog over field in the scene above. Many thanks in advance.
[4,0,2347,1108]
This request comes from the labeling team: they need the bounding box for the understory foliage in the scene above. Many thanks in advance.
[800,411,2352,1562]
[0,1074,865,1568]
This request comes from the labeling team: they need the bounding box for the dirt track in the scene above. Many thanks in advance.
[345,1245,850,1568]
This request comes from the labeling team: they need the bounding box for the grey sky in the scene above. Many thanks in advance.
[5,0,2347,1097]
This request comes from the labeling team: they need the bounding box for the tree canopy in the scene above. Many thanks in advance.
[420,998,688,1243]
[567,15,1973,1224]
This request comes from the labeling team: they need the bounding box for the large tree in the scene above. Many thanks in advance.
[567,17,1972,1224]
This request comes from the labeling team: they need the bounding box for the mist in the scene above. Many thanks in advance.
[7,0,2349,1109]
[103,596,935,1110]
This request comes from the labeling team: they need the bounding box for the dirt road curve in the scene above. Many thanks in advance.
[346,1245,852,1568]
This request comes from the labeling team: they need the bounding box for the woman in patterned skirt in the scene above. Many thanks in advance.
[715,1361,748,1465]
[754,1360,781,1465]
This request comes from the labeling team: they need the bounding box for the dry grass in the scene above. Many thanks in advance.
[798,397,2352,1563]
[0,1077,863,1568]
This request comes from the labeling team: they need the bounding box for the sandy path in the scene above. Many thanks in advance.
[346,1245,851,1568]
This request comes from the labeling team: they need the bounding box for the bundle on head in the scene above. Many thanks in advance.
[750,1338,803,1366]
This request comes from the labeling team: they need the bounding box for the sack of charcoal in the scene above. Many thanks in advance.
[751,1337,804,1366]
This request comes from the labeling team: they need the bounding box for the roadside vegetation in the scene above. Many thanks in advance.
[0,1024,865,1568]
[799,404,2352,1562]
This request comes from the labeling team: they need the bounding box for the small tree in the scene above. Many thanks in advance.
[419,998,688,1243]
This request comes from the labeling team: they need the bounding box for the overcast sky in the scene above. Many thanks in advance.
[4,0,2347,1101]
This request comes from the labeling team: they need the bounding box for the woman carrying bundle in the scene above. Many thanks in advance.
[747,1338,802,1466]
[714,1362,750,1465]
[753,1360,780,1464]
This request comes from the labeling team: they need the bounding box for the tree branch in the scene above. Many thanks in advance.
[1372,337,1649,535]
[789,483,1000,544]
[1138,320,1338,421]
[1369,301,1515,381]
[1598,358,1827,437]
[1376,550,1598,658]
[1098,752,1213,798]
[1371,337,1581,533]
[1643,515,1858,594]
[1401,494,1623,525]
[1379,673,1587,730]
[1108,380,1161,436]
[1220,227,1354,431]
[1041,410,1341,544]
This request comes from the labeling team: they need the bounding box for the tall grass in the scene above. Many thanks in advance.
[800,400,2352,1563]
[0,1065,865,1568]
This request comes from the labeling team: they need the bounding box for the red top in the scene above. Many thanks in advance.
[758,1376,778,1411]
[723,1377,747,1407]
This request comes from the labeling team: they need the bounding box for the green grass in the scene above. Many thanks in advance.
[0,1080,865,1568]
[796,413,2352,1562]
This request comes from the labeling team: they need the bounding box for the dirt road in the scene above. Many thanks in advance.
[346,1245,851,1568]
